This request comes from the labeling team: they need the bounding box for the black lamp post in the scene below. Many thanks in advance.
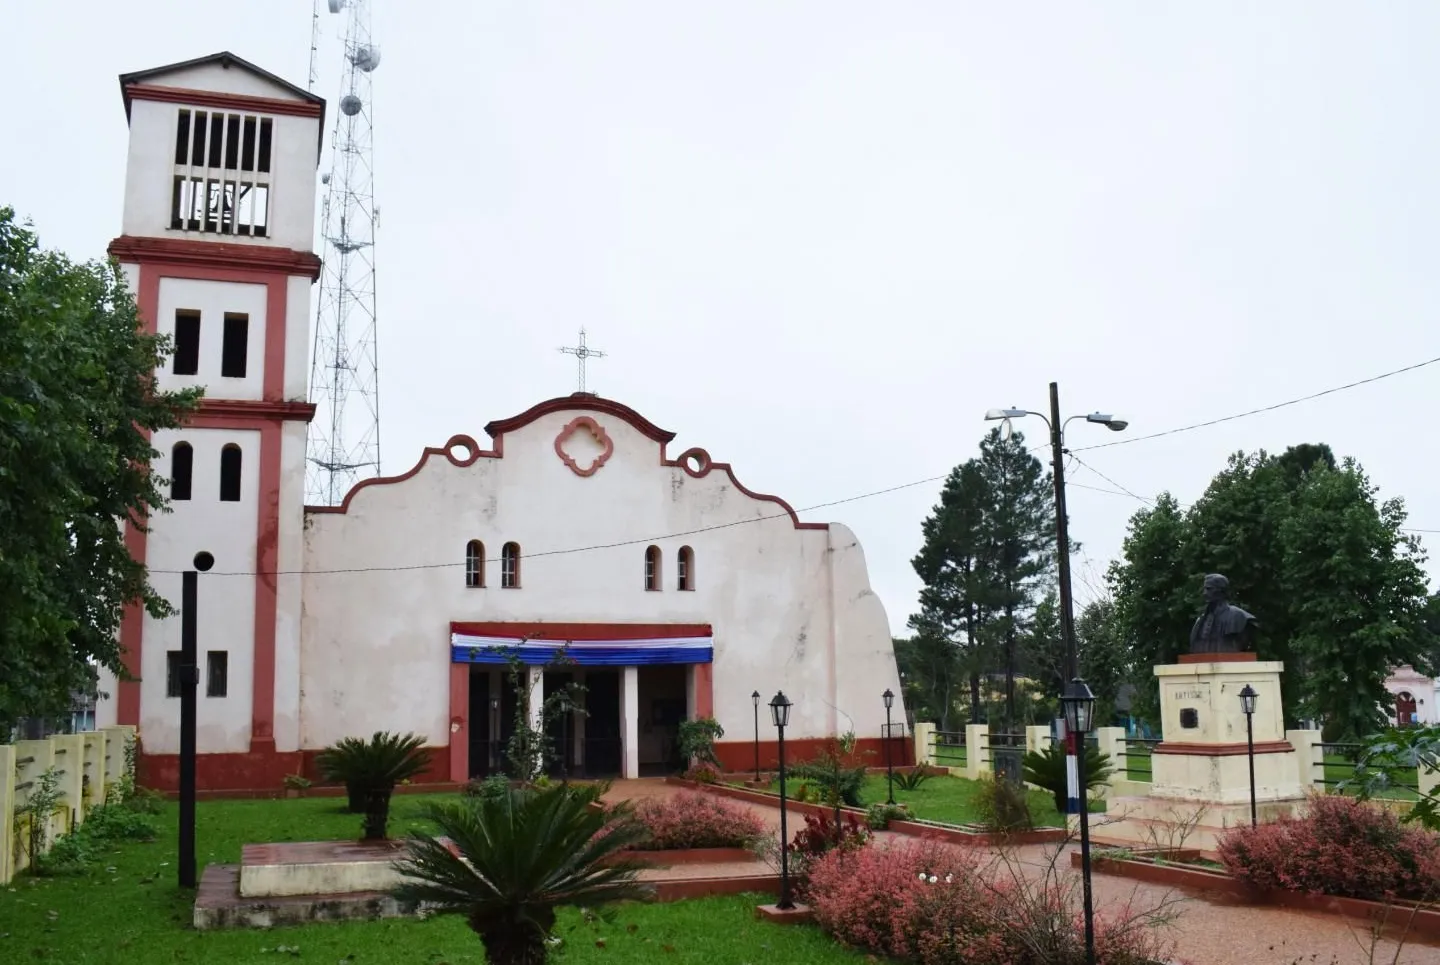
[770,690,794,910]
[490,696,501,772]
[1239,684,1259,828]
[752,690,762,782]
[882,689,896,805]
[179,550,214,890]
[1061,678,1098,965]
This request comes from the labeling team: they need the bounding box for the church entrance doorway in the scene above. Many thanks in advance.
[637,665,688,777]
[580,670,622,777]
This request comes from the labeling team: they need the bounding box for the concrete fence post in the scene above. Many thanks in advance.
[965,724,989,781]
[81,731,107,811]
[1094,726,1127,795]
[1025,725,1051,754]
[914,722,936,766]
[13,739,54,875]
[49,733,86,833]
[102,724,136,794]
[0,744,15,885]
[1417,749,1439,803]
[1286,728,1323,792]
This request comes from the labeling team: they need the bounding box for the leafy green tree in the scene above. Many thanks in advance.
[0,207,199,734]
[1342,724,1440,832]
[1106,445,1432,737]
[893,628,964,731]
[1073,597,1129,726]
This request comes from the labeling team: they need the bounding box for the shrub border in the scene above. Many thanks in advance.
[1074,852,1440,946]
[670,777,1067,846]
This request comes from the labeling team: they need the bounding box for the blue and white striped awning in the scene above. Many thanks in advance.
[450,629,713,667]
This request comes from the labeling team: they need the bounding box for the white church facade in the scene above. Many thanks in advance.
[95,52,905,792]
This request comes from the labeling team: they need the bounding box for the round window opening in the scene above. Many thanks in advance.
[683,451,708,475]
[447,439,476,463]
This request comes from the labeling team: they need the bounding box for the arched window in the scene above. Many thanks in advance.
[465,540,485,588]
[171,442,194,501]
[644,546,661,591]
[219,444,242,502]
[501,542,521,589]
[678,546,695,591]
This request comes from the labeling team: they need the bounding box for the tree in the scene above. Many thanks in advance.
[393,784,652,964]
[909,460,994,724]
[893,629,963,732]
[1106,445,1433,737]
[971,428,1056,733]
[1072,597,1129,726]
[908,429,1058,735]
[0,207,199,734]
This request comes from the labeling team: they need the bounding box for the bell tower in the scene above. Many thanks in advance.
[99,52,324,788]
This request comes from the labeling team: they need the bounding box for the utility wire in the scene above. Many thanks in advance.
[154,352,1440,578]
[1072,354,1440,452]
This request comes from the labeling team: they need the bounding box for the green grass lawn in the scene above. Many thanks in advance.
[0,795,872,965]
[770,771,1083,828]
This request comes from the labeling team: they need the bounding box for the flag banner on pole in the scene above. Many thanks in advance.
[1065,736,1081,815]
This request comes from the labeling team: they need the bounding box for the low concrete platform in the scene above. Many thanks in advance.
[197,863,420,929]
[240,839,437,898]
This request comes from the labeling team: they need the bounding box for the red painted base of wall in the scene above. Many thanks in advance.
[138,744,452,794]
[712,736,911,774]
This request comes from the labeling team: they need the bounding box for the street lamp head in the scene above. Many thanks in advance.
[769,690,792,729]
[1239,684,1258,716]
[1061,678,1098,735]
[752,690,761,707]
[882,688,894,710]
[985,407,1029,421]
[1085,412,1129,432]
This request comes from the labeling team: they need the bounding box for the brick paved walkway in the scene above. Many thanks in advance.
[605,780,1440,965]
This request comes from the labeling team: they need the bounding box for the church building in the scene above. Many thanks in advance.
[95,52,905,792]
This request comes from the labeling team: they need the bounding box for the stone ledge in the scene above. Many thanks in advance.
[755,901,814,924]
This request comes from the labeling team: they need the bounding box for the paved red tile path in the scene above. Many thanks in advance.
[604,780,1440,965]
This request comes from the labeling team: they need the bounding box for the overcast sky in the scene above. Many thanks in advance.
[5,2,1439,637]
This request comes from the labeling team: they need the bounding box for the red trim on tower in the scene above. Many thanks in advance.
[192,399,316,423]
[108,236,321,281]
[250,421,283,750]
[123,83,324,119]
[450,622,714,641]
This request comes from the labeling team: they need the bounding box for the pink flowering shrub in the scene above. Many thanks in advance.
[631,792,766,851]
[807,839,1177,965]
[1218,792,1440,903]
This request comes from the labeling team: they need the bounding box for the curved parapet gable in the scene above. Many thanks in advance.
[308,394,826,531]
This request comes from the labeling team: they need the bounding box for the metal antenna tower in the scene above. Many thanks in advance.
[307,0,382,505]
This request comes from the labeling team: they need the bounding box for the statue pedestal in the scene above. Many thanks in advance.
[1088,653,1308,856]
[1149,655,1303,805]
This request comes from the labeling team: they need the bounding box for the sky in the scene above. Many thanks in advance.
[4,2,1439,637]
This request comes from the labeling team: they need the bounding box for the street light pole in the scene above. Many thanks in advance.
[1062,678,1098,965]
[770,691,795,910]
[883,689,896,805]
[179,550,213,890]
[1240,684,1259,828]
[1048,382,1079,682]
[752,690,761,783]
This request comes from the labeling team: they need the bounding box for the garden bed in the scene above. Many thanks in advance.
[671,777,1067,846]
[607,846,758,867]
[1075,851,1440,946]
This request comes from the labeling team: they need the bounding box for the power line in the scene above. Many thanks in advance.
[156,355,1440,578]
[1073,353,1440,452]
[151,472,950,578]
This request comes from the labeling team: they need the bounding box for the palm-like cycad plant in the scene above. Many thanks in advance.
[314,731,430,839]
[393,784,653,965]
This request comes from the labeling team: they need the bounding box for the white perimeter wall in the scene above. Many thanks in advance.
[299,405,905,751]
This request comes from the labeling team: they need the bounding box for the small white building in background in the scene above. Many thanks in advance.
[1384,665,1440,727]
[95,52,905,791]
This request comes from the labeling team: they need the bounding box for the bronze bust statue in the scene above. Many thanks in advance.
[1188,573,1257,654]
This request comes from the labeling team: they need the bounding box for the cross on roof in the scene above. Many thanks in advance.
[558,328,606,393]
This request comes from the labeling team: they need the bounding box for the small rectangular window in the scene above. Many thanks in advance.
[206,651,228,698]
[221,313,249,377]
[173,310,200,375]
[166,651,184,698]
